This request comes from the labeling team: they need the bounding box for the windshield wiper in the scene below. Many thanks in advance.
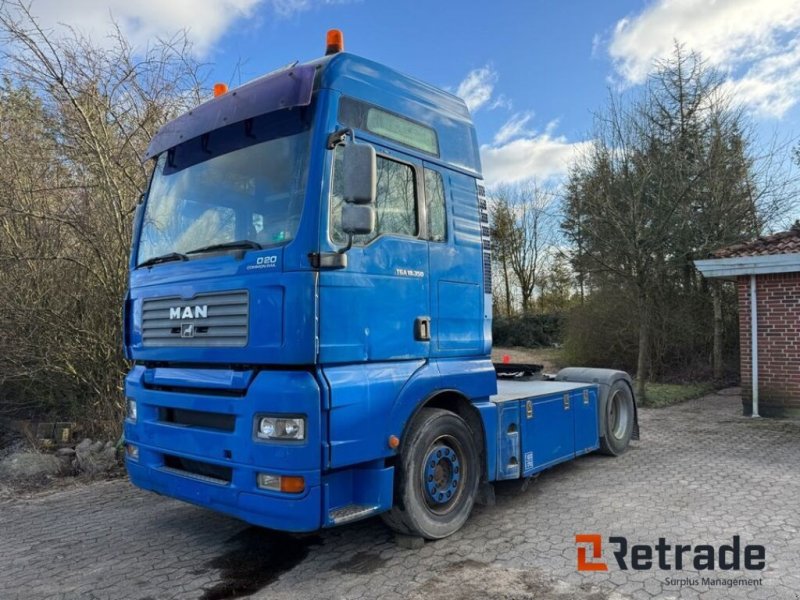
[137,252,188,268]
[185,239,263,256]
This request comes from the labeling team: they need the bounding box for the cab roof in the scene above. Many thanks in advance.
[145,52,482,178]
[320,53,481,177]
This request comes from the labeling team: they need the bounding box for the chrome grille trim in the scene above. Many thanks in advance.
[141,290,248,347]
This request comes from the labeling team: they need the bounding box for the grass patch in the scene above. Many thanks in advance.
[640,382,716,408]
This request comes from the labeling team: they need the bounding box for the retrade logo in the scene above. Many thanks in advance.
[576,535,766,572]
[576,534,608,571]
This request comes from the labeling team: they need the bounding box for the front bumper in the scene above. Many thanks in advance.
[125,365,325,531]
[124,365,393,532]
[126,450,323,531]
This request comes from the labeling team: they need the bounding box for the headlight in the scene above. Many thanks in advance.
[126,444,139,460]
[256,473,280,490]
[126,398,137,422]
[257,472,304,493]
[256,416,305,441]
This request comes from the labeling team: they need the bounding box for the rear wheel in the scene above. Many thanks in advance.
[382,408,479,539]
[599,381,635,456]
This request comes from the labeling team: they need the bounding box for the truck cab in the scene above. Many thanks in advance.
[124,33,637,539]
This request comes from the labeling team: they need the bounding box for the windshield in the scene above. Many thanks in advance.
[137,109,312,266]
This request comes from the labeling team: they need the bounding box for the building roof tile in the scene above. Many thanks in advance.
[712,222,800,258]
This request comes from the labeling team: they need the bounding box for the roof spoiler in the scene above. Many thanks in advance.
[143,64,316,161]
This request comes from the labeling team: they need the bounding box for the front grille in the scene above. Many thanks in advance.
[141,290,248,348]
[162,454,232,484]
[159,407,235,432]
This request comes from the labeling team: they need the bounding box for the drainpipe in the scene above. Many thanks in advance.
[750,275,760,418]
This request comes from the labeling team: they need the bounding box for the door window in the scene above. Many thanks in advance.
[331,150,418,244]
[424,168,447,242]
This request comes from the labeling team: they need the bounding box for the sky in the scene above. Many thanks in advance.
[16,0,800,188]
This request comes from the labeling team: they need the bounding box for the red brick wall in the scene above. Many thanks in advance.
[737,272,800,417]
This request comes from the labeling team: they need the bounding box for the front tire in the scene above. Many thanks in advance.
[382,408,479,539]
[599,381,635,456]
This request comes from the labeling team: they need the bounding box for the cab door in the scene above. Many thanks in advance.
[318,142,430,363]
[424,164,485,356]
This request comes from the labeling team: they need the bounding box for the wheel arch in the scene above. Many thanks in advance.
[402,389,489,484]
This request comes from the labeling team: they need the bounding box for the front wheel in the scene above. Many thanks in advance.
[599,381,635,456]
[381,408,479,539]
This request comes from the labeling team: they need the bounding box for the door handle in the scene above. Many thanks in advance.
[414,316,431,341]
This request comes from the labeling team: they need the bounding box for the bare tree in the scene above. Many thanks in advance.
[491,181,556,314]
[562,44,797,397]
[490,197,516,316]
[0,2,204,433]
[537,250,575,314]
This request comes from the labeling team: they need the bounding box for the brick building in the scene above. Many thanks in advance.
[696,223,800,418]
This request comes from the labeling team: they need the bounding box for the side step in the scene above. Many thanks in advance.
[329,504,380,525]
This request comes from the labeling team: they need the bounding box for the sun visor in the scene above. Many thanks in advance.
[144,64,316,160]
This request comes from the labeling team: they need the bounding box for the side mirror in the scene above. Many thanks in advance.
[341,203,376,236]
[342,143,376,205]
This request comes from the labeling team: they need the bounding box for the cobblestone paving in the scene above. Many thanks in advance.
[1,389,799,600]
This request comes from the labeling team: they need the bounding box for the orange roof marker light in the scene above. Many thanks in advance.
[326,29,344,55]
[213,83,229,98]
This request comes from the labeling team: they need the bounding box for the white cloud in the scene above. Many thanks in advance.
[493,112,533,145]
[462,70,588,184]
[270,0,359,18]
[16,0,356,55]
[455,65,498,113]
[270,0,311,17]
[719,38,800,118]
[487,94,512,111]
[481,132,591,186]
[17,0,263,54]
[608,0,800,117]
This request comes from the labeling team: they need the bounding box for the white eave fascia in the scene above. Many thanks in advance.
[695,253,800,278]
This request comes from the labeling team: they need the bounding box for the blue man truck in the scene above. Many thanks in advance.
[123,31,638,540]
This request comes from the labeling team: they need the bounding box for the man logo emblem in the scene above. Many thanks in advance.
[180,323,195,338]
[169,305,208,320]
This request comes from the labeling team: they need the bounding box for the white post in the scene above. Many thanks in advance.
[750,274,760,418]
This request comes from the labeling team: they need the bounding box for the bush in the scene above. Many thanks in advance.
[493,313,564,348]
[561,290,639,372]
[0,8,202,437]
[562,285,740,381]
